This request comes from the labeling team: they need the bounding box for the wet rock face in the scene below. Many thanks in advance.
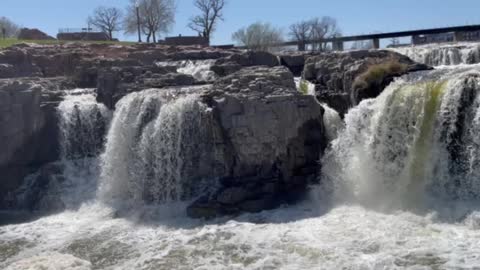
[0,43,326,217]
[0,78,73,209]
[303,50,431,116]
[188,66,325,218]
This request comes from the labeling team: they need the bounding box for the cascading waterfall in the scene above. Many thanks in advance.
[13,89,111,211]
[156,60,218,82]
[391,43,480,66]
[58,89,111,163]
[99,88,218,206]
[321,70,480,210]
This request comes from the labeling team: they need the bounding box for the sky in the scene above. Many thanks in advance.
[2,0,480,46]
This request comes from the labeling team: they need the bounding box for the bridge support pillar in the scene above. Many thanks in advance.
[332,40,344,51]
[373,38,380,49]
[297,42,306,51]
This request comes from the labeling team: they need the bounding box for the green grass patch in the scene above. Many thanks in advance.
[299,80,309,95]
[0,38,137,49]
[353,60,409,90]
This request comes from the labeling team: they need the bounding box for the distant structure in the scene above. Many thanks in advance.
[164,35,209,46]
[57,28,110,41]
[239,25,480,51]
[413,31,480,45]
[18,28,55,40]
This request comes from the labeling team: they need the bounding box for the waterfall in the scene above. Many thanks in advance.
[58,89,111,162]
[13,90,111,211]
[321,103,343,142]
[156,60,218,82]
[99,88,218,206]
[391,43,480,66]
[321,69,480,209]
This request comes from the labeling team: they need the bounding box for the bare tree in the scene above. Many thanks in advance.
[289,20,310,51]
[88,6,123,40]
[232,22,284,52]
[124,0,175,43]
[188,0,226,44]
[309,16,341,52]
[0,17,20,38]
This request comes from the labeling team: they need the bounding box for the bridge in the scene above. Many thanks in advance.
[240,24,480,51]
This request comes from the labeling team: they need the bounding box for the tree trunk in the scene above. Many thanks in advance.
[108,30,113,41]
[152,31,156,43]
[146,32,151,43]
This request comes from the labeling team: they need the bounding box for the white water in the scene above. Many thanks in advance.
[3,69,480,269]
[156,60,218,82]
[99,88,217,206]
[391,42,480,66]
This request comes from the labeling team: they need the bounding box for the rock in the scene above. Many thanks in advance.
[17,28,56,40]
[303,50,431,116]
[278,52,316,76]
[96,65,195,109]
[187,66,326,218]
[216,187,249,205]
[211,51,280,76]
[0,77,74,209]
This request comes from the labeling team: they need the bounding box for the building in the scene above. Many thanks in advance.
[57,28,110,41]
[164,35,209,46]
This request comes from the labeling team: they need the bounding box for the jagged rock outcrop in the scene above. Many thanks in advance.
[303,50,431,116]
[187,66,325,218]
[211,51,280,76]
[278,52,317,76]
[0,77,75,209]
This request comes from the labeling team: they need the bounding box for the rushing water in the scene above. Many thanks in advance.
[156,60,218,82]
[3,66,480,269]
[391,42,480,66]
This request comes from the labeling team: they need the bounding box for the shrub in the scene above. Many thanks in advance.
[353,60,408,90]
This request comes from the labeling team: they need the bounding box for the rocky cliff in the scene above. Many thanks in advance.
[0,43,428,218]
[302,50,431,116]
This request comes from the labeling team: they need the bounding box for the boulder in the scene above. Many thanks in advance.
[96,65,195,109]
[303,50,431,116]
[187,66,325,218]
[211,51,280,76]
[278,52,317,76]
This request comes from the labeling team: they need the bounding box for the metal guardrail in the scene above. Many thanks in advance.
[58,28,100,33]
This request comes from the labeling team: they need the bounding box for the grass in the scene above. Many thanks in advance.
[299,80,309,95]
[353,60,409,90]
[0,38,137,49]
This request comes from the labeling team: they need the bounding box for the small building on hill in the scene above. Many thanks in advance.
[18,28,55,40]
[57,28,110,41]
[164,35,209,46]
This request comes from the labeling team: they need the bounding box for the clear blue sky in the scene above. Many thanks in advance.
[2,0,480,45]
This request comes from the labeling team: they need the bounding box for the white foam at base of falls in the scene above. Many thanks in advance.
[2,200,480,269]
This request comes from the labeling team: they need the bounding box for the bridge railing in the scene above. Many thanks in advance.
[58,28,101,33]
